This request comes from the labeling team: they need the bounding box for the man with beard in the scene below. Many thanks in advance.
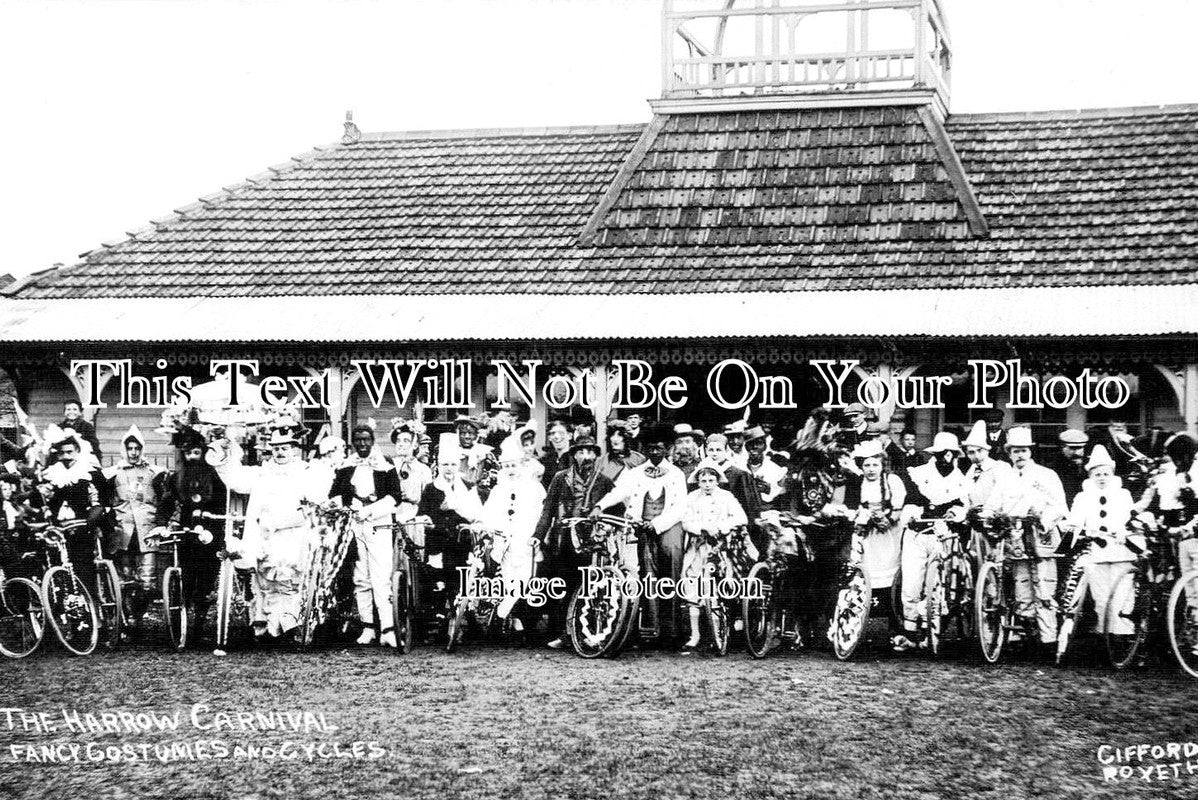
[41,432,109,592]
[104,426,163,621]
[723,421,749,469]
[895,431,970,651]
[1048,429,1089,506]
[593,424,688,645]
[534,436,615,649]
[671,424,704,482]
[417,433,483,621]
[330,425,401,647]
[210,413,332,640]
[152,430,226,645]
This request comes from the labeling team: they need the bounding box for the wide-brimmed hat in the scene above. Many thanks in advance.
[1085,445,1116,472]
[724,420,748,436]
[962,420,990,450]
[569,436,602,456]
[744,425,767,443]
[390,417,425,443]
[1005,427,1035,449]
[1058,429,1089,446]
[924,432,961,454]
[851,440,886,461]
[453,414,482,431]
[268,428,301,447]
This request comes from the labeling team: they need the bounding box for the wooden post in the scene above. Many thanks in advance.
[1186,363,1198,437]
[913,0,927,86]
[661,0,674,96]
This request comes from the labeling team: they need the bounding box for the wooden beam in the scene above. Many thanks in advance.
[577,114,668,246]
[916,105,990,238]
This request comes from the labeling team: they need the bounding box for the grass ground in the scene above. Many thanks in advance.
[1,637,1196,800]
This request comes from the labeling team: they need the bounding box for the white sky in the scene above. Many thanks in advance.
[1,0,1195,279]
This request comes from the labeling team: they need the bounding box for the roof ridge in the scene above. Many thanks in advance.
[359,123,648,142]
[948,102,1198,124]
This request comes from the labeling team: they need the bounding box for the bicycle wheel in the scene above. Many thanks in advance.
[445,593,469,654]
[975,561,1007,664]
[0,578,45,659]
[1055,570,1089,667]
[215,559,235,650]
[41,566,99,656]
[743,562,776,659]
[1167,572,1198,679]
[391,568,414,655]
[567,565,629,659]
[947,551,976,643]
[163,567,187,651]
[831,563,871,661]
[1106,568,1149,671]
[609,591,641,656]
[704,602,730,656]
[93,559,123,649]
[927,571,944,658]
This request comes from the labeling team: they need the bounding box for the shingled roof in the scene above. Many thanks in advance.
[8,103,1198,299]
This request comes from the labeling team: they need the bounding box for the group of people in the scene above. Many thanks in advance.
[2,398,1196,660]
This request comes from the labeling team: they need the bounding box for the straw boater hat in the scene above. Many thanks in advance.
[1004,427,1035,449]
[724,420,748,436]
[744,425,767,443]
[962,420,990,450]
[1085,445,1117,473]
[851,439,886,461]
[673,423,705,444]
[924,431,961,454]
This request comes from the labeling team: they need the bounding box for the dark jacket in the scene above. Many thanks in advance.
[154,461,228,531]
[329,465,401,507]
[417,481,480,557]
[534,467,616,546]
[60,418,103,464]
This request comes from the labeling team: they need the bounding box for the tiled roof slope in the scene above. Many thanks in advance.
[591,107,973,248]
[10,104,1198,298]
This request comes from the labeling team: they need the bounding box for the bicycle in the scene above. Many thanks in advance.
[828,509,903,662]
[974,515,1061,664]
[28,520,100,656]
[0,563,45,659]
[445,524,497,653]
[295,502,356,647]
[562,515,638,659]
[905,516,975,657]
[142,525,216,650]
[391,517,430,655]
[197,509,252,655]
[743,511,820,659]
[1166,524,1198,678]
[691,524,753,656]
[91,527,124,650]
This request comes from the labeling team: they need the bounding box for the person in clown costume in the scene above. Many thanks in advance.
[209,411,333,639]
[479,431,546,633]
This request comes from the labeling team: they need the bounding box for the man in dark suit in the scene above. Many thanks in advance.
[534,437,616,649]
[152,430,226,646]
[983,410,1009,463]
[1045,429,1089,507]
